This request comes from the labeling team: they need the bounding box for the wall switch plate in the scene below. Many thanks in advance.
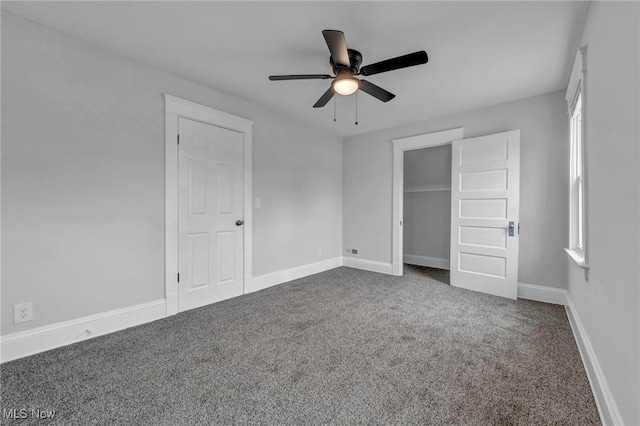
[14,302,33,324]
[317,249,322,258]
[254,198,261,209]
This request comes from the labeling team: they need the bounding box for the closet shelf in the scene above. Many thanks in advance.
[404,185,451,193]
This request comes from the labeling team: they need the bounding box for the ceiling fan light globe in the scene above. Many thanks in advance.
[333,77,360,96]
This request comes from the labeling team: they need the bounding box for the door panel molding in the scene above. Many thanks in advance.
[165,94,253,316]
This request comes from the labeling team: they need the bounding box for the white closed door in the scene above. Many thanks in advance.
[450,130,520,299]
[178,117,244,312]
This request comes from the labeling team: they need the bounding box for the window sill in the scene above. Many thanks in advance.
[565,248,589,269]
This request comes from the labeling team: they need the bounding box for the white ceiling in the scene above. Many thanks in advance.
[2,1,588,137]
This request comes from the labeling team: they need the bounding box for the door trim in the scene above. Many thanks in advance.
[164,94,253,316]
[391,127,464,276]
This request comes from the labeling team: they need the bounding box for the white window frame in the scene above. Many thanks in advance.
[564,47,589,271]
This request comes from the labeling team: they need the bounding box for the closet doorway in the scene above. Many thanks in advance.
[403,145,452,271]
[391,127,464,276]
[392,128,521,299]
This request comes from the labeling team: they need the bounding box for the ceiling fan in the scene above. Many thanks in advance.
[269,30,429,108]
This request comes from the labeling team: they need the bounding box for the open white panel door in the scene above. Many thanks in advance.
[178,117,244,312]
[450,130,520,299]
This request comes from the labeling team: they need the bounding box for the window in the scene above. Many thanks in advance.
[570,91,585,252]
[565,47,589,270]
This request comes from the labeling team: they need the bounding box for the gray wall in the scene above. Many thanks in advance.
[567,2,639,424]
[344,90,569,288]
[403,146,451,261]
[1,13,343,335]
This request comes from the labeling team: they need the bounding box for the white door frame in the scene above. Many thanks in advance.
[164,94,253,316]
[391,127,464,276]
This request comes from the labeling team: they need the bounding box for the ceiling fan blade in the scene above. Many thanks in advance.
[269,74,332,81]
[322,30,350,68]
[313,86,335,108]
[360,51,428,76]
[358,80,395,102]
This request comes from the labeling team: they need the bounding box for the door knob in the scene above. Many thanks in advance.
[235,220,244,226]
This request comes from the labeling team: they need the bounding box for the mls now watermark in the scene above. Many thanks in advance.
[2,408,57,420]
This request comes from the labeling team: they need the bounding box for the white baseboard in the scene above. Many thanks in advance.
[343,257,394,275]
[1,258,345,363]
[517,282,567,305]
[404,254,450,270]
[1,299,167,364]
[565,294,622,426]
[244,257,343,294]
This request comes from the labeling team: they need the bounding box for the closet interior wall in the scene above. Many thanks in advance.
[403,145,452,269]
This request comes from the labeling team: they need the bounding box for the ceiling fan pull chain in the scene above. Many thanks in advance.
[334,97,337,122]
[355,91,359,125]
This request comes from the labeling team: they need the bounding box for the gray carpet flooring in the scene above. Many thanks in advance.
[1,266,600,425]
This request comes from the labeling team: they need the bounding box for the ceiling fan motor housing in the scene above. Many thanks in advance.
[331,49,362,75]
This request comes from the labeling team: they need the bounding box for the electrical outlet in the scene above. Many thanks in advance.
[317,248,322,258]
[254,198,261,209]
[14,302,33,324]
